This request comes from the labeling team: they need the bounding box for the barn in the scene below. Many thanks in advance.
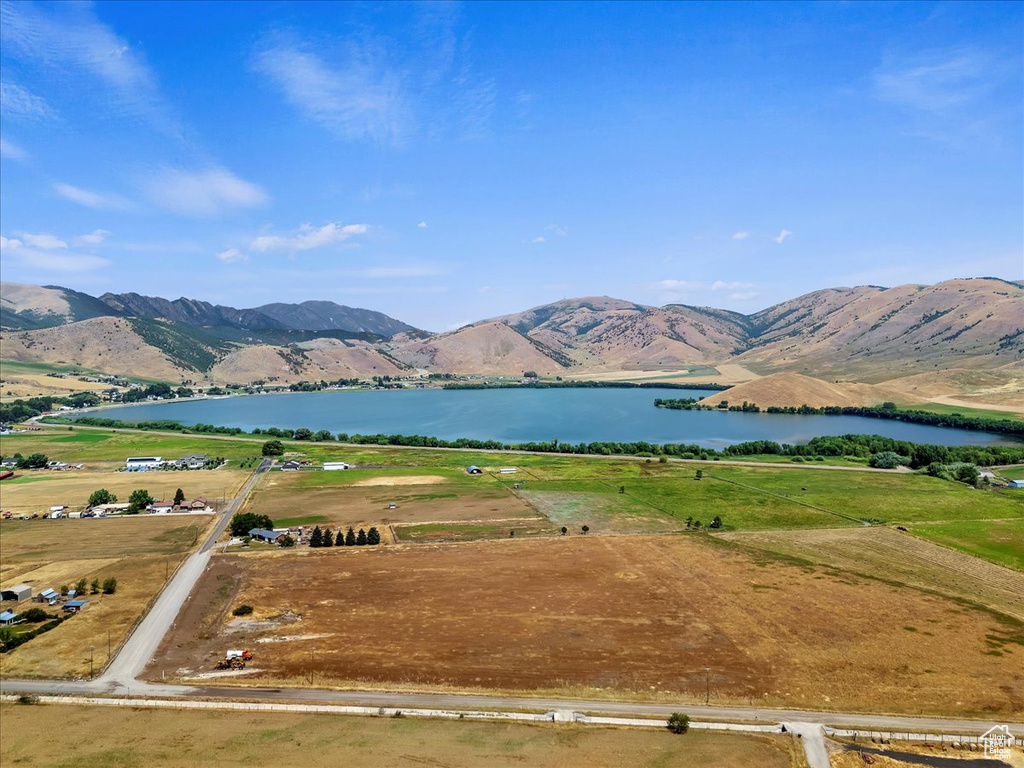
[1,584,32,602]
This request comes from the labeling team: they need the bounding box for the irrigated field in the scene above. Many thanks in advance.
[907,519,1024,571]
[149,535,1024,717]
[0,703,801,768]
[0,515,212,678]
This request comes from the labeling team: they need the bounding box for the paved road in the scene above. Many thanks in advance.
[97,459,270,687]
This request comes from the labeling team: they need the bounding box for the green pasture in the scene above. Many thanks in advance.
[908,519,1024,570]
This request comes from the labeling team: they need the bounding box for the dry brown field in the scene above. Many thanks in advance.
[148,535,1024,718]
[0,703,802,768]
[0,468,248,515]
[0,515,212,678]
[830,742,1024,768]
[247,471,541,528]
[717,527,1024,621]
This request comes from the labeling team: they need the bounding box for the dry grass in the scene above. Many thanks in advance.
[0,468,248,514]
[0,515,212,678]
[151,536,1024,717]
[0,703,802,768]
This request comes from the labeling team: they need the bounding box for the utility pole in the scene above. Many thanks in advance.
[107,629,111,660]
[90,645,95,679]
[705,667,710,704]
[308,649,315,686]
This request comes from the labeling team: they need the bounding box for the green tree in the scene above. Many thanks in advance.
[560,526,568,536]
[20,608,50,623]
[173,487,186,506]
[261,440,284,456]
[310,526,323,547]
[102,577,118,594]
[313,430,334,442]
[709,516,723,530]
[75,578,87,594]
[322,528,334,547]
[581,525,589,534]
[60,585,70,596]
[229,512,274,537]
[869,451,904,469]
[356,528,367,546]
[90,578,100,594]
[127,489,154,513]
[954,464,980,486]
[293,428,314,441]
[685,516,693,529]
[345,527,356,546]
[367,527,381,545]
[667,713,690,734]
[87,488,117,507]
[279,535,296,548]
[695,469,703,480]
[19,453,49,469]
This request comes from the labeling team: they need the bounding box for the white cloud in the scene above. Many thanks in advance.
[253,41,411,145]
[874,48,997,113]
[0,81,55,120]
[74,229,110,246]
[532,236,546,244]
[0,236,23,251]
[20,232,67,250]
[250,222,370,253]
[54,183,132,211]
[0,2,178,132]
[774,229,793,244]
[731,231,750,240]
[216,248,248,264]
[146,167,268,217]
[711,280,754,291]
[545,224,568,237]
[417,221,428,228]
[0,136,28,160]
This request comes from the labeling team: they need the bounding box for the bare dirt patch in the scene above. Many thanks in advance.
[150,536,1024,717]
[349,474,447,486]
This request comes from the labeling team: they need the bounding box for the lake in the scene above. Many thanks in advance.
[92,388,1018,448]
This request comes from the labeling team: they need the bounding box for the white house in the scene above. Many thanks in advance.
[323,461,351,471]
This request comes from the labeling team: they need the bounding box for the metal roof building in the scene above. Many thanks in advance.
[1,584,32,602]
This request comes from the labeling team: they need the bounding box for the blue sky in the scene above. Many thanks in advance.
[1,1,1021,331]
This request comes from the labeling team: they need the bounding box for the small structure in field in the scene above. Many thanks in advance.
[2,584,32,602]
[63,599,87,613]
[280,460,303,471]
[466,466,483,475]
[323,461,351,471]
[91,502,130,515]
[1008,479,1024,489]
[125,456,164,470]
[148,501,174,514]
[499,468,517,474]
[36,588,59,605]
[0,609,18,625]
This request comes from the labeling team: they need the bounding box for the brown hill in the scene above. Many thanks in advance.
[209,339,408,384]
[699,372,904,408]
[389,322,569,375]
[0,317,188,381]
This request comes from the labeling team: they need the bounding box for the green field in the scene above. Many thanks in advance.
[908,519,1024,570]
[908,402,1024,422]
[0,428,264,462]
[998,465,1024,480]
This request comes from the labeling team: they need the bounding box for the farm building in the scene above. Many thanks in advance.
[323,461,351,471]
[0,610,17,625]
[36,588,59,605]
[249,528,286,543]
[466,466,483,475]
[125,456,164,470]
[63,600,87,613]
[1,584,32,602]
[175,454,209,469]
[499,468,517,474]
[1008,480,1024,489]
[91,502,130,515]
[149,501,174,513]
[280,460,303,471]
[182,497,211,513]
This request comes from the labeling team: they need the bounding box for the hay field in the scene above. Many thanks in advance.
[247,469,540,528]
[151,536,1024,717]
[0,703,801,768]
[0,515,211,678]
[716,527,1024,620]
[0,467,248,514]
[907,519,1024,571]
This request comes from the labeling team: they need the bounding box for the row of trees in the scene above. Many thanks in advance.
[60,576,117,595]
[309,526,381,547]
[3,452,49,469]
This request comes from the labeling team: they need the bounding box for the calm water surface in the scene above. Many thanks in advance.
[96,388,1017,448]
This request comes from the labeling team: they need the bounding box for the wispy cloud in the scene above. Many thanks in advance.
[532,236,546,244]
[711,280,754,291]
[55,182,132,211]
[74,229,110,246]
[0,136,28,160]
[250,222,370,253]
[545,224,568,237]
[0,1,178,133]
[774,229,793,244]
[0,81,55,120]
[1,234,109,272]
[253,40,411,145]
[216,248,248,264]
[731,231,750,240]
[874,47,998,112]
[145,167,268,217]
[417,221,428,229]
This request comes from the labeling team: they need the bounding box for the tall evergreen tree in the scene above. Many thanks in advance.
[367,527,381,545]
[356,528,367,546]
[173,488,186,506]
[345,527,356,546]
[321,528,334,547]
[335,529,345,546]
[310,526,323,547]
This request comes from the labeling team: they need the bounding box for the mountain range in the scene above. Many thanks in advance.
[1,278,1021,393]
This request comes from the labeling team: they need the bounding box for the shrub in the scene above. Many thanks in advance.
[667,713,690,734]
[102,577,118,595]
[261,440,284,456]
[20,608,50,623]
[232,605,254,617]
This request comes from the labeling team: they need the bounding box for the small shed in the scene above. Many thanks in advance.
[36,588,59,605]
[323,461,351,471]
[63,600,87,613]
[1,584,32,602]
[466,465,483,475]
[280,460,302,471]
[0,610,17,625]
[499,468,517,474]
[1008,479,1024,489]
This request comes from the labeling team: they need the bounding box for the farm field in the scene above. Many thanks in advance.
[0,467,248,515]
[0,515,212,678]
[147,535,1024,718]
[1000,465,1024,480]
[907,519,1024,571]
[0,703,801,768]
[717,527,1024,620]
[0,427,264,463]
